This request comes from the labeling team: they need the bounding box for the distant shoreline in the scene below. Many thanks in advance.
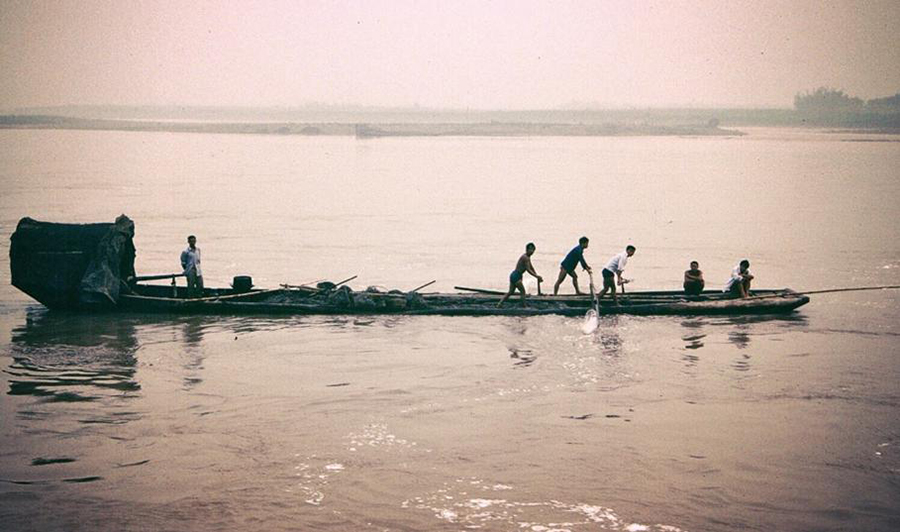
[0,115,743,137]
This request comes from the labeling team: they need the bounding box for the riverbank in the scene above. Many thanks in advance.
[0,114,742,137]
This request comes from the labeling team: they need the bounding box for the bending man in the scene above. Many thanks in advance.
[597,245,636,305]
[498,242,543,307]
[553,236,591,295]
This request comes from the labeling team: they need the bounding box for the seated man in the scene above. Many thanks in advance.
[724,259,753,298]
[683,261,705,295]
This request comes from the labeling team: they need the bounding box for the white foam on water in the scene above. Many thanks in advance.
[466,498,506,508]
[290,457,348,506]
[582,309,599,334]
[403,479,687,531]
[346,423,420,452]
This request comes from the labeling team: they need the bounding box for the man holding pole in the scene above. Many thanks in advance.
[553,236,592,295]
[597,245,636,305]
[498,242,543,307]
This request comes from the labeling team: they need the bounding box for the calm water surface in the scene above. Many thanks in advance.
[1,129,899,531]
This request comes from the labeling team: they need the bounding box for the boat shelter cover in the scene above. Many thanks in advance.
[10,215,136,309]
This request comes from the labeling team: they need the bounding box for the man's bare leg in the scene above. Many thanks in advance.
[571,273,581,295]
[553,268,567,295]
[597,284,608,302]
[498,283,516,307]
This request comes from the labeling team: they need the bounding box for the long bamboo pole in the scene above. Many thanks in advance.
[794,285,900,296]
[455,286,505,295]
[739,285,900,302]
[410,280,436,293]
[132,273,186,282]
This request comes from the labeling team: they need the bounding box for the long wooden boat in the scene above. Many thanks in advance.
[9,215,810,316]
[115,282,810,316]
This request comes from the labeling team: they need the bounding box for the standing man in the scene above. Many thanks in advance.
[724,259,753,298]
[553,236,591,295]
[597,245,636,305]
[683,261,705,295]
[180,235,203,298]
[498,242,543,307]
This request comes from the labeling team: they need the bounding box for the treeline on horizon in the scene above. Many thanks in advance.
[793,87,900,127]
[1,88,898,130]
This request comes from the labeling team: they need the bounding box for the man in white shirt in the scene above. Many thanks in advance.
[724,259,753,298]
[597,245,636,306]
[180,235,203,298]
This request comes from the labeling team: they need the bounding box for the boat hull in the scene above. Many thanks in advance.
[113,287,810,317]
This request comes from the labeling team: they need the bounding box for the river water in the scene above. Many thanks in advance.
[0,128,898,531]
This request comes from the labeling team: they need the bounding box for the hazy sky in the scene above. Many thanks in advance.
[1,0,898,109]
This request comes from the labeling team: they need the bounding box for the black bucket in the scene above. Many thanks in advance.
[232,276,253,293]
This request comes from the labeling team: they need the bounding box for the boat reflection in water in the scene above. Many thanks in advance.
[7,309,141,403]
[676,314,809,370]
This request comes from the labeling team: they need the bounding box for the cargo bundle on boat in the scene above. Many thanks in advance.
[10,216,811,316]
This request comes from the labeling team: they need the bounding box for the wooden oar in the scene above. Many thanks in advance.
[582,271,600,334]
[333,275,357,288]
[280,283,318,292]
[131,273,186,282]
[282,278,326,289]
[619,277,630,303]
[410,280,436,293]
[186,287,284,302]
[455,286,505,295]
[310,275,358,295]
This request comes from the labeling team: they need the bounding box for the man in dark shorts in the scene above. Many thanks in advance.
[498,242,543,307]
[597,245,636,305]
[683,261,705,296]
[553,236,591,295]
[724,259,753,298]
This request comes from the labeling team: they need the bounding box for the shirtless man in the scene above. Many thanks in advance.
[683,261,705,296]
[498,242,543,307]
[724,259,754,298]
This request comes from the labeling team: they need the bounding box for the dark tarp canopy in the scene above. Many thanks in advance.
[10,215,136,309]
